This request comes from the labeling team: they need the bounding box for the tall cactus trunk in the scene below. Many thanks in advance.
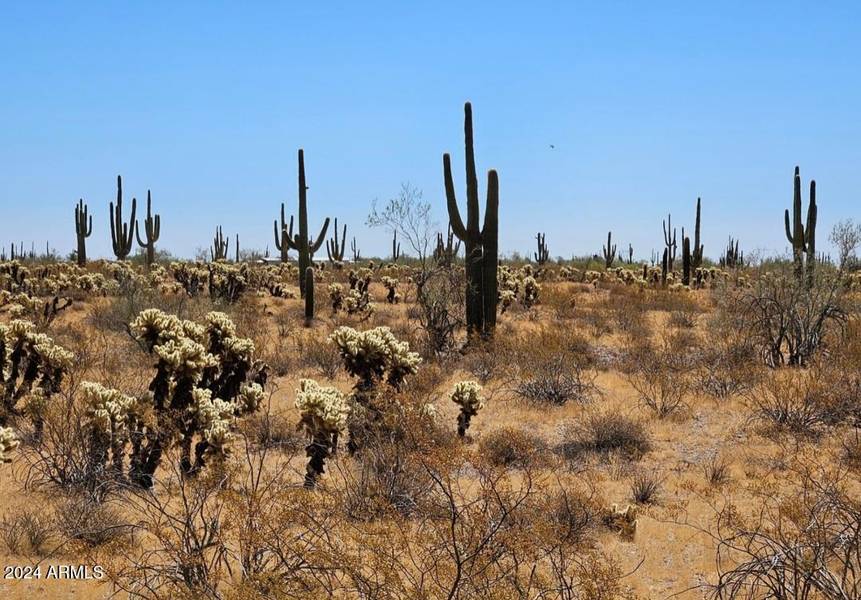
[74,198,92,267]
[284,149,330,298]
[443,102,499,338]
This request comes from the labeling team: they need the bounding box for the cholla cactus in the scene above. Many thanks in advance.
[0,426,19,463]
[329,326,420,452]
[381,276,400,304]
[603,503,638,539]
[328,283,345,312]
[125,308,268,487]
[499,290,516,313]
[344,288,373,319]
[82,381,140,476]
[295,379,349,488]
[521,275,540,308]
[451,380,484,437]
[0,320,73,434]
[329,326,421,391]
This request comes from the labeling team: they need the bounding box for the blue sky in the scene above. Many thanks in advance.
[1,2,859,260]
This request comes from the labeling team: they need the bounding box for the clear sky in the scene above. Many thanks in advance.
[1,2,859,261]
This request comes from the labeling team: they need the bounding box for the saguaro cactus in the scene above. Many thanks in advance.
[682,236,692,286]
[284,149,330,298]
[443,102,499,337]
[211,226,229,261]
[391,231,401,262]
[135,190,161,267]
[434,225,461,267]
[326,218,347,262]
[74,199,92,266]
[603,231,616,268]
[692,197,704,269]
[304,267,315,323]
[534,233,549,266]
[273,203,294,262]
[662,214,677,272]
[784,166,817,287]
[110,175,137,260]
[351,237,361,263]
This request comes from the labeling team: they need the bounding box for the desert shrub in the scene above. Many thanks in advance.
[293,330,342,379]
[55,494,132,548]
[721,269,847,367]
[242,411,306,452]
[703,455,731,487]
[629,469,663,504]
[560,412,651,461]
[515,355,599,405]
[708,463,861,598]
[747,366,846,435]
[625,334,694,417]
[0,506,54,556]
[479,426,548,468]
[696,332,761,399]
[414,267,465,355]
[338,441,433,519]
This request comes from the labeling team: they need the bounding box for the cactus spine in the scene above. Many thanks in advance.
[134,190,161,268]
[784,166,817,288]
[602,231,616,268]
[284,149,330,298]
[211,226,229,261]
[273,203,294,262]
[304,267,315,323]
[662,214,677,272]
[109,175,137,260]
[326,218,347,262]
[443,102,499,337]
[74,199,92,266]
[534,232,549,266]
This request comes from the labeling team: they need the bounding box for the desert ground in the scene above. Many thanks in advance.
[1,232,859,600]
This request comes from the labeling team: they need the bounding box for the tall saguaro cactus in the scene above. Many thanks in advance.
[74,199,92,266]
[602,231,616,268]
[284,149,330,298]
[135,190,161,267]
[534,233,549,266]
[110,175,137,260]
[326,218,347,262]
[443,102,499,338]
[692,197,704,269]
[211,226,229,261]
[273,203,294,262]
[784,166,817,288]
[682,236,692,286]
[662,214,677,272]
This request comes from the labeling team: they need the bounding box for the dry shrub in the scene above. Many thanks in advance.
[630,469,663,504]
[559,412,651,461]
[55,494,133,548]
[241,411,306,452]
[747,365,847,435]
[696,331,761,399]
[293,330,342,379]
[0,506,54,556]
[479,426,549,468]
[708,460,861,598]
[625,333,696,417]
[703,455,731,487]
